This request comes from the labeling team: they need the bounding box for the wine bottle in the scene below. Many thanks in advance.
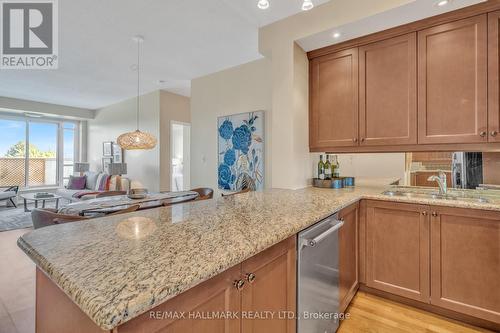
[318,155,325,180]
[332,155,340,178]
[324,155,332,179]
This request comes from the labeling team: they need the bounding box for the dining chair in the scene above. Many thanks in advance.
[162,195,198,207]
[108,204,140,216]
[221,188,251,197]
[31,208,89,229]
[96,191,127,198]
[191,188,214,201]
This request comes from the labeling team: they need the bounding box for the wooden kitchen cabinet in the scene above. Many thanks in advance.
[359,33,417,146]
[430,206,500,324]
[418,15,488,144]
[489,11,500,142]
[309,48,358,149]
[118,265,242,333]
[365,201,430,303]
[338,203,359,313]
[241,237,296,333]
[44,237,297,333]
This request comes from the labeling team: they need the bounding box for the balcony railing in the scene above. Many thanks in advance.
[0,157,57,187]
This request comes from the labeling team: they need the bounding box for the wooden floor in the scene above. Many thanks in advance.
[0,228,494,333]
[0,228,35,333]
[339,291,494,333]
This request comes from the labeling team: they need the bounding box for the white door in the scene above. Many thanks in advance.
[171,122,191,191]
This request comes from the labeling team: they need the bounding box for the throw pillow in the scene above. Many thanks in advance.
[84,171,100,190]
[67,175,86,190]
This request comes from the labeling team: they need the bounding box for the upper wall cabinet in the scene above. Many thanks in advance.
[359,33,417,146]
[489,11,500,142]
[417,15,488,144]
[310,48,358,149]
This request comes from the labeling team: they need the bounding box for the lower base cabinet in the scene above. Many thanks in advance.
[37,237,297,333]
[365,200,430,303]
[362,200,500,326]
[430,206,500,324]
[338,203,359,313]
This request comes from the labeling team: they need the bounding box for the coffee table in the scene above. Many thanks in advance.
[21,193,61,212]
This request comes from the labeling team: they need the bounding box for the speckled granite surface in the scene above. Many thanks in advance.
[17,179,500,330]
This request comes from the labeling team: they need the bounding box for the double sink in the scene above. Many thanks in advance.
[382,187,493,204]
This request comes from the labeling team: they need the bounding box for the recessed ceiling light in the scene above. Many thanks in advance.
[333,32,341,39]
[302,0,314,11]
[436,0,450,7]
[257,0,269,10]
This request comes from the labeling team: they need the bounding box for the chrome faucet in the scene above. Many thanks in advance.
[427,171,448,196]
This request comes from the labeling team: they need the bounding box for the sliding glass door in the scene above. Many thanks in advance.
[0,114,79,189]
[28,122,58,186]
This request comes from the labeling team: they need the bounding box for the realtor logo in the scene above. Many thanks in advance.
[0,0,58,69]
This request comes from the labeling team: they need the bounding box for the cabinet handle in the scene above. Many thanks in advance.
[480,131,487,137]
[431,212,438,217]
[491,130,498,137]
[422,211,428,216]
[360,138,365,142]
[234,279,245,291]
[245,273,256,284]
[353,138,358,143]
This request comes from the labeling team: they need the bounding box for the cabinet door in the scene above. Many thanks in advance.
[241,237,296,333]
[359,33,417,146]
[430,207,500,324]
[489,11,500,142]
[365,201,430,302]
[338,203,359,313]
[118,265,241,333]
[418,15,488,144]
[310,48,359,149]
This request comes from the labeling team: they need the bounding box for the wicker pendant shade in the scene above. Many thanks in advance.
[118,35,157,150]
[117,130,157,150]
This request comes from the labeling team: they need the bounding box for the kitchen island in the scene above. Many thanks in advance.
[18,179,500,332]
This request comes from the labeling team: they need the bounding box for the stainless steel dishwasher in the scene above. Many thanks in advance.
[297,213,344,333]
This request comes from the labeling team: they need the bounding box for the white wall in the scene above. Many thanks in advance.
[190,58,272,193]
[87,91,161,192]
[0,96,94,119]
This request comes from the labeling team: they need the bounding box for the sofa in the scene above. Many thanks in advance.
[56,171,130,202]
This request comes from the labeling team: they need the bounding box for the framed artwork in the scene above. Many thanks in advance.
[103,142,113,156]
[102,157,113,173]
[217,111,264,191]
[112,143,123,163]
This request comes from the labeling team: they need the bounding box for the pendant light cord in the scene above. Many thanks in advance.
[136,39,141,131]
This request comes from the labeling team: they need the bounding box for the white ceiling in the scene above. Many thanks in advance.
[297,0,486,51]
[0,0,330,110]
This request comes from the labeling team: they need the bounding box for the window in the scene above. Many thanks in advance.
[0,114,79,188]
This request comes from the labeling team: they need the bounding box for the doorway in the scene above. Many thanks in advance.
[170,121,191,191]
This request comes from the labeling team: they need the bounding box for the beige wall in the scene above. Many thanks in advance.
[159,90,190,191]
[190,58,272,193]
[87,91,161,191]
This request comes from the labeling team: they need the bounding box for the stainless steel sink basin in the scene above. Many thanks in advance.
[381,189,490,203]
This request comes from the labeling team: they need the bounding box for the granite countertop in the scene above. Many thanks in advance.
[17,178,500,330]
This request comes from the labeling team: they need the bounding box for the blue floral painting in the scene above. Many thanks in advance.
[218,111,264,191]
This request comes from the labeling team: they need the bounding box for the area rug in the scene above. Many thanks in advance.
[0,202,59,232]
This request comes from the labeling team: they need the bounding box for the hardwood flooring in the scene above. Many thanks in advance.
[0,228,35,333]
[0,228,494,333]
[339,291,494,333]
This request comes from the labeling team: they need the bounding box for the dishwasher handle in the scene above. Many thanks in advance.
[302,220,344,248]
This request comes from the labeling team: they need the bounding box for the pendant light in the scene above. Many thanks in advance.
[117,35,157,150]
